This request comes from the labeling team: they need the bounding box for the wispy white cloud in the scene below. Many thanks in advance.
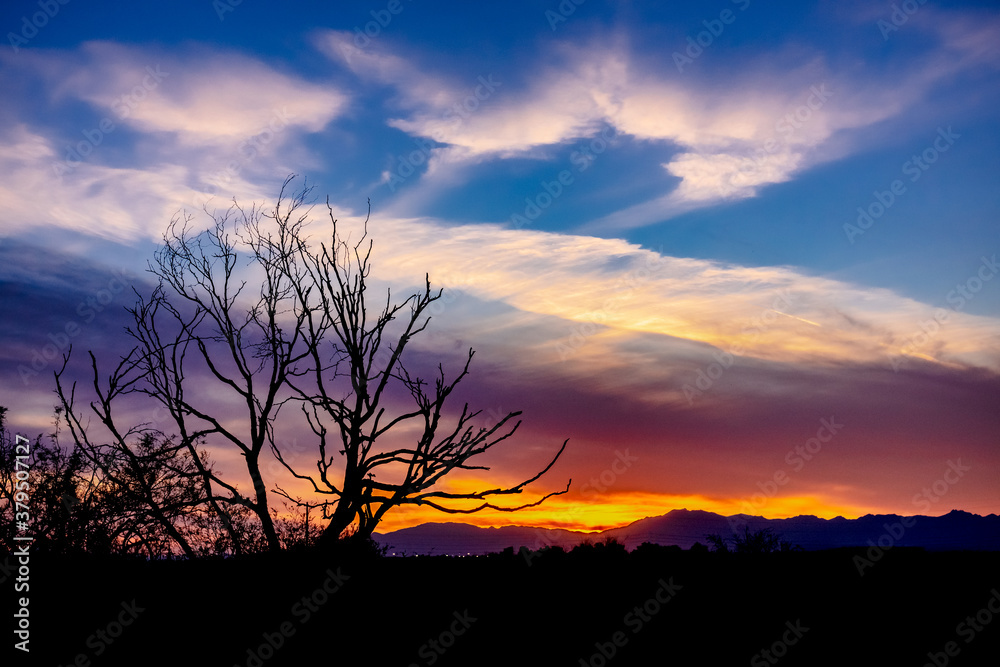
[1,28,996,380]
[319,31,614,173]
[0,123,222,241]
[48,41,346,144]
[316,9,1000,230]
[0,42,352,241]
[321,214,1000,391]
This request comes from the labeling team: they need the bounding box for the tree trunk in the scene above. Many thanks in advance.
[247,456,282,552]
[317,499,357,551]
[156,511,196,559]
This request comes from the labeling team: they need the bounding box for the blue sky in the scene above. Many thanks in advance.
[1,0,998,529]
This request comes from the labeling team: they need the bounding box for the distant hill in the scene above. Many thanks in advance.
[371,522,587,556]
[373,508,1000,555]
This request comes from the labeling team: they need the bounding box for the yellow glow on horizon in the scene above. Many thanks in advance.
[366,490,875,534]
[268,473,893,536]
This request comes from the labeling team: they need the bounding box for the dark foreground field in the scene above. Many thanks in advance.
[6,545,1000,666]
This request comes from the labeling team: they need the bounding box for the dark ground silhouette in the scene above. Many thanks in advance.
[5,541,1000,666]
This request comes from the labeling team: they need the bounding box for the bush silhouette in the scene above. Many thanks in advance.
[705,526,799,554]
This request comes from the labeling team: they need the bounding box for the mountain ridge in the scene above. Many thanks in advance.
[372,508,1000,555]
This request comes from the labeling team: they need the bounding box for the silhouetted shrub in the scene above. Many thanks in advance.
[704,526,800,554]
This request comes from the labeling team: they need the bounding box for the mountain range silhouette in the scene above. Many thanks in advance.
[374,508,1000,555]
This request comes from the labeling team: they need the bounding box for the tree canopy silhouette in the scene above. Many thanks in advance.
[53,176,570,555]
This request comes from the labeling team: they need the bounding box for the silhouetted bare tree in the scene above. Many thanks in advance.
[54,183,330,553]
[52,175,569,554]
[265,178,570,546]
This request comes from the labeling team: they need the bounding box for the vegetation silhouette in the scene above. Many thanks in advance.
[7,529,998,666]
[0,405,324,557]
[705,526,802,554]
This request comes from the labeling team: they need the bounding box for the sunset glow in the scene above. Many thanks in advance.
[368,490,877,535]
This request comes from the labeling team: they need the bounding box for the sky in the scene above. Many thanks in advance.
[1,0,998,533]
